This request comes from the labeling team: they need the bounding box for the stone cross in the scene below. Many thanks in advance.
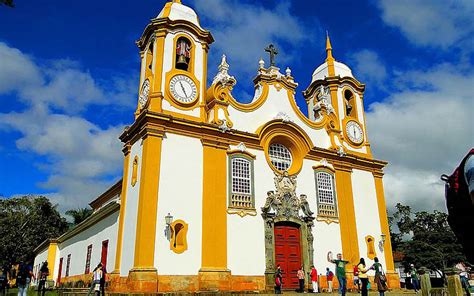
[265,44,278,67]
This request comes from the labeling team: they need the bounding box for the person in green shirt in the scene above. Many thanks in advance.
[327,251,349,296]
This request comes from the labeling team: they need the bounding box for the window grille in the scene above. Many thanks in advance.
[84,244,92,274]
[269,143,292,171]
[315,171,338,217]
[66,254,71,277]
[229,157,254,209]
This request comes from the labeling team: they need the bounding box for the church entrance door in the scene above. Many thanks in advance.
[274,222,301,289]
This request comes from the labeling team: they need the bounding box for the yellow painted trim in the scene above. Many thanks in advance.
[365,235,376,260]
[286,89,330,129]
[131,155,139,187]
[113,144,131,274]
[226,149,256,160]
[373,174,395,272]
[257,120,313,175]
[47,242,58,281]
[161,2,173,18]
[334,166,360,266]
[200,43,209,121]
[312,164,335,173]
[162,109,202,122]
[170,219,188,254]
[201,139,228,270]
[227,82,269,112]
[133,131,164,269]
[151,32,166,96]
[325,34,336,77]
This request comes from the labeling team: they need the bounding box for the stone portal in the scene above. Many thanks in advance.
[262,172,315,291]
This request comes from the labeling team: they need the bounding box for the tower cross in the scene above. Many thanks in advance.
[265,44,278,67]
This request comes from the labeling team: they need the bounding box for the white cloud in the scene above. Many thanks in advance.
[366,63,474,212]
[194,0,317,80]
[0,43,130,209]
[377,0,474,50]
[348,49,387,88]
[0,42,137,113]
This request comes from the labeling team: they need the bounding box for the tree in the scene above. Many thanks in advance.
[66,207,93,226]
[0,0,14,7]
[0,195,69,266]
[389,203,467,277]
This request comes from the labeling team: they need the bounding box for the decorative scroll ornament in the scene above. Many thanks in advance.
[261,172,315,220]
[313,85,335,121]
[274,112,293,123]
[337,145,347,157]
[206,54,236,129]
[236,142,247,152]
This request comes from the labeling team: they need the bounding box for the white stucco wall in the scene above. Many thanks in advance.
[33,247,49,285]
[119,140,143,276]
[228,86,331,150]
[154,133,203,275]
[58,211,119,278]
[351,169,386,273]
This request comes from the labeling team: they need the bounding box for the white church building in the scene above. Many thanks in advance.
[34,0,398,292]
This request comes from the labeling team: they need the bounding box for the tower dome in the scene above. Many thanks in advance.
[157,0,202,29]
[311,34,354,82]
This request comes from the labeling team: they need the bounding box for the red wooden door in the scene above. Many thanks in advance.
[275,223,301,289]
[57,257,63,286]
[101,240,109,269]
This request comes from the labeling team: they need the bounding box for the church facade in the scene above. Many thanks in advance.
[33,0,399,292]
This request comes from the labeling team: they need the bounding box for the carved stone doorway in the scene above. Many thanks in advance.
[261,172,315,291]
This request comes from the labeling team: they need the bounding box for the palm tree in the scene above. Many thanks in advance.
[66,208,93,225]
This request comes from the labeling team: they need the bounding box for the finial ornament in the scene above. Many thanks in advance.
[212,54,236,86]
[326,32,334,62]
[259,58,265,69]
[285,67,292,77]
[264,44,278,67]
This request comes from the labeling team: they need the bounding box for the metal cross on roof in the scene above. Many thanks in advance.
[265,44,278,67]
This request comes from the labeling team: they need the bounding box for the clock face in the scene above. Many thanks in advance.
[345,120,364,144]
[138,79,150,108]
[169,75,198,104]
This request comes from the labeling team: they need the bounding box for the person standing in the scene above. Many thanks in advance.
[275,265,283,294]
[297,266,305,293]
[326,267,334,293]
[353,264,360,292]
[100,265,107,296]
[17,262,33,296]
[327,252,349,296]
[86,263,102,296]
[357,258,369,296]
[0,266,9,296]
[370,257,387,296]
[37,261,49,296]
[409,264,419,292]
[310,266,318,293]
[455,261,471,296]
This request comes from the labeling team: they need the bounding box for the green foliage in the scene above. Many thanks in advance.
[0,0,14,7]
[389,203,467,275]
[0,195,68,266]
[65,207,93,226]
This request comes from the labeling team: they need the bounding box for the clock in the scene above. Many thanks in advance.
[345,120,364,144]
[169,74,198,104]
[138,79,150,108]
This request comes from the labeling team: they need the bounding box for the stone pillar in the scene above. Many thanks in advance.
[445,268,464,296]
[419,267,431,296]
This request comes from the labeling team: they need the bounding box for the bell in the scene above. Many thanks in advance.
[177,55,188,67]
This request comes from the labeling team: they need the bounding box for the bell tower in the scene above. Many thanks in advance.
[303,34,372,157]
[135,0,214,120]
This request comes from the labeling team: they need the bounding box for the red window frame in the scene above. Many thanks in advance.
[84,244,93,274]
[65,254,71,277]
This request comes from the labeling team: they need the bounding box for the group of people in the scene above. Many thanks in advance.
[274,252,388,295]
[0,261,49,296]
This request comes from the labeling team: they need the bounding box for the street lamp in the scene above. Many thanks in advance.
[164,213,173,241]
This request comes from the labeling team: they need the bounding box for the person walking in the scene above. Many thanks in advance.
[37,261,49,296]
[326,267,334,293]
[0,266,9,296]
[17,262,33,296]
[370,257,387,296]
[275,265,283,294]
[310,266,318,293]
[86,264,102,296]
[357,258,369,296]
[455,261,471,296]
[327,251,349,296]
[409,264,419,292]
[297,266,305,293]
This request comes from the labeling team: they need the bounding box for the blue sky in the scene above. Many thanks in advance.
[0,0,472,212]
